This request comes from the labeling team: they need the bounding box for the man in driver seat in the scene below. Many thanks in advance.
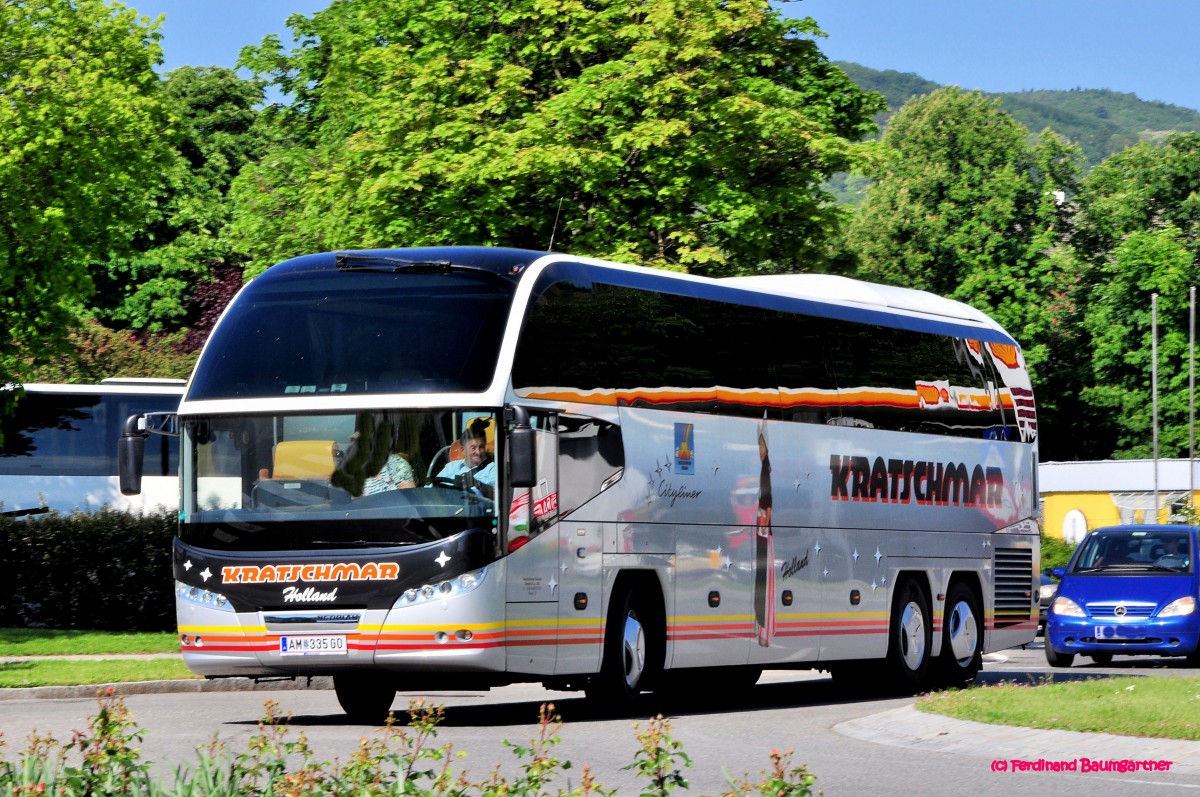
[433,419,496,498]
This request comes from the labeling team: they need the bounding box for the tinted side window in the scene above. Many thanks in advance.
[514,279,1019,440]
[556,414,624,517]
[0,393,179,476]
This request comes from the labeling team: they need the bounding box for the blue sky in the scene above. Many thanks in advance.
[130,0,1200,113]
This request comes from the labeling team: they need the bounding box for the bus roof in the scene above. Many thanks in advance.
[10,380,187,396]
[254,246,1018,345]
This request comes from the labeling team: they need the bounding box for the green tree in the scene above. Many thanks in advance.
[1073,133,1200,263]
[847,88,1088,459]
[1082,228,1197,458]
[228,0,884,277]
[89,66,263,334]
[1071,134,1200,459]
[850,88,1048,298]
[0,0,177,384]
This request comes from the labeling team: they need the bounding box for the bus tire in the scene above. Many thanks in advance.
[886,578,931,693]
[586,584,661,707]
[934,582,982,687]
[334,672,395,724]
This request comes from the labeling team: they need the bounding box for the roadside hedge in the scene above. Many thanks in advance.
[0,508,175,631]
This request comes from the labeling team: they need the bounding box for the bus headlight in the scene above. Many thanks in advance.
[175,580,234,612]
[393,569,486,608]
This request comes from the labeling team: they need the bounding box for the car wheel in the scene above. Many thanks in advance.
[334,672,396,724]
[1090,653,1113,666]
[1044,644,1074,668]
[934,583,982,687]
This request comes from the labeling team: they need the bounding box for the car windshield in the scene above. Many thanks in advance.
[1071,530,1193,573]
[179,409,500,552]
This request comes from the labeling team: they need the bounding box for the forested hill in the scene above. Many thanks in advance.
[838,62,1200,166]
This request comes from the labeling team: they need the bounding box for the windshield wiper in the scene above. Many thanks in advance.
[310,539,410,548]
[334,253,505,280]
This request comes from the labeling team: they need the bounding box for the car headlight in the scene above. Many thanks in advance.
[1159,595,1196,617]
[1049,595,1085,617]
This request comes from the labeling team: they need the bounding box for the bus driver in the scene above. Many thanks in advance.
[433,419,496,498]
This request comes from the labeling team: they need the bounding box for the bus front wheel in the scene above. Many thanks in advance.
[586,585,662,706]
[334,672,396,724]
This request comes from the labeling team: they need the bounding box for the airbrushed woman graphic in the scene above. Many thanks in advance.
[754,417,775,647]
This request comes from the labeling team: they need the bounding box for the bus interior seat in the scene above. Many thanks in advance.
[271,440,339,479]
[255,440,350,509]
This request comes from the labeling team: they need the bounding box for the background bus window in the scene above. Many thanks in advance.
[0,391,178,477]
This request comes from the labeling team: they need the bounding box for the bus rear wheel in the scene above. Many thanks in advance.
[934,582,982,687]
[334,672,396,724]
[886,578,932,693]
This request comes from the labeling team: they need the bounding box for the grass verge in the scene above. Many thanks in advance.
[918,675,1200,741]
[0,628,177,655]
[0,628,187,688]
[0,658,197,688]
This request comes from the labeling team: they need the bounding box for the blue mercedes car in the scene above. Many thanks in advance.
[1044,524,1200,667]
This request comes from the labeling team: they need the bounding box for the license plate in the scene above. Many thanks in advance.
[279,635,347,656]
[1094,625,1144,640]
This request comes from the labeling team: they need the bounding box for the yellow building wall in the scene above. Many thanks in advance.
[1041,491,1199,539]
[1042,493,1121,540]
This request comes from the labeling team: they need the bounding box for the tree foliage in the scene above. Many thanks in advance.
[228,0,884,277]
[838,63,1200,167]
[849,89,1200,461]
[1072,134,1200,458]
[0,0,178,384]
[847,88,1096,459]
[88,66,263,334]
[847,91,1083,353]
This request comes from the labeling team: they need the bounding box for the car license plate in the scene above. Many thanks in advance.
[1094,625,1144,640]
[279,635,347,656]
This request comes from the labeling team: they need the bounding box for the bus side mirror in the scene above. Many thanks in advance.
[118,414,147,496]
[507,405,535,488]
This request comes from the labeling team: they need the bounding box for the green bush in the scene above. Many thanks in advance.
[0,509,176,631]
[0,692,819,797]
[1040,532,1078,573]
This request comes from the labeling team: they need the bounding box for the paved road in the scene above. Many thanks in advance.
[2,643,1199,795]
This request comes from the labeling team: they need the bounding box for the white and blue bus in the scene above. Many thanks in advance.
[0,379,183,516]
[120,247,1040,720]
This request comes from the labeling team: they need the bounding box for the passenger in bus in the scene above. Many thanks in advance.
[333,416,417,496]
[432,420,496,498]
[362,451,416,494]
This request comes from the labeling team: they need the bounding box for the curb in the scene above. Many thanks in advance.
[0,656,332,700]
[836,704,1200,775]
[0,676,333,700]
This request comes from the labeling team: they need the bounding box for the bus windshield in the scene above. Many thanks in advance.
[180,409,500,552]
[187,268,516,400]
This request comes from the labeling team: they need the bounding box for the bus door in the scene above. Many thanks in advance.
[504,417,561,675]
[503,413,615,678]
